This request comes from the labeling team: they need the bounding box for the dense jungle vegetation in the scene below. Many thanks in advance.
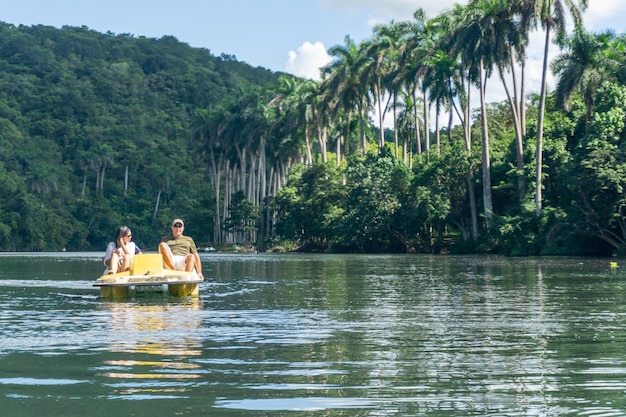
[2,0,626,256]
[0,21,279,251]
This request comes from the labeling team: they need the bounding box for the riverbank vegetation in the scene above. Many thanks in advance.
[3,0,626,256]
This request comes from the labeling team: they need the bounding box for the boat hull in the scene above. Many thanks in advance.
[94,254,203,298]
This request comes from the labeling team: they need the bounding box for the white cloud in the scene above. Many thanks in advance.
[286,41,332,80]
[584,0,626,32]
[285,1,458,80]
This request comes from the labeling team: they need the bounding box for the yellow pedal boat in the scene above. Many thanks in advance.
[94,253,203,298]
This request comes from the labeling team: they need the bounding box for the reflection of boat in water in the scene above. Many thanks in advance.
[98,300,204,398]
[93,254,203,298]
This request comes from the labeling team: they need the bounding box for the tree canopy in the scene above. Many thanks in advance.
[0,22,280,251]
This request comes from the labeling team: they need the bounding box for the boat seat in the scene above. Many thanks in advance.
[132,253,164,276]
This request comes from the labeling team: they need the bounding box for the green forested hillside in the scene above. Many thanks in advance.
[0,22,280,251]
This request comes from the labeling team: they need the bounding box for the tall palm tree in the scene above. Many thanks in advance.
[476,0,529,203]
[148,164,171,222]
[373,21,405,158]
[528,0,588,216]
[395,92,416,164]
[317,89,345,165]
[90,143,114,194]
[396,10,430,160]
[25,164,58,197]
[191,106,230,244]
[308,82,330,163]
[449,1,502,228]
[552,27,616,121]
[322,36,370,155]
[422,47,462,155]
[416,8,479,238]
[269,76,318,166]
[361,36,393,150]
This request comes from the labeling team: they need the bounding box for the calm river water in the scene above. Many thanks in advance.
[1,253,626,416]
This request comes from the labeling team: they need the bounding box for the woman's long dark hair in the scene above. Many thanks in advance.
[115,226,131,247]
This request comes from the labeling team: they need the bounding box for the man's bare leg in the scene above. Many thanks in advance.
[184,254,195,272]
[158,242,177,270]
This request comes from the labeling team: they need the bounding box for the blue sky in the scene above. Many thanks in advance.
[1,0,625,108]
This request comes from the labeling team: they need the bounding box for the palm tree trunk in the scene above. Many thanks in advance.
[208,149,222,244]
[376,83,385,149]
[223,162,232,243]
[124,165,128,196]
[413,89,422,158]
[259,137,267,240]
[499,66,525,202]
[153,189,162,221]
[336,134,341,166]
[318,123,328,163]
[402,135,407,163]
[479,64,493,228]
[238,146,247,191]
[447,106,453,143]
[99,166,106,191]
[344,109,352,157]
[452,76,478,240]
[81,170,87,198]
[248,155,256,204]
[304,125,313,165]
[536,26,551,217]
[358,102,367,155]
[466,83,478,240]
[434,103,440,156]
[393,91,399,158]
[520,59,526,136]
[423,91,430,155]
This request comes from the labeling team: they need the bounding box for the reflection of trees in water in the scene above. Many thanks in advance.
[335,256,560,414]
